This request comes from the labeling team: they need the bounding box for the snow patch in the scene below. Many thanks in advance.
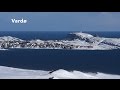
[0,66,120,79]
[71,32,94,38]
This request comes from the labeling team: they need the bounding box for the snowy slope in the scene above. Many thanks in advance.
[0,66,120,79]
[69,32,94,39]
[0,36,23,41]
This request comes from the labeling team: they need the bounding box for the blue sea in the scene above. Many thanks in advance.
[0,31,120,75]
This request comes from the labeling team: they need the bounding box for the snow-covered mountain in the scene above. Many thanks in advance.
[0,36,23,42]
[67,32,94,41]
[0,32,120,50]
[0,66,120,79]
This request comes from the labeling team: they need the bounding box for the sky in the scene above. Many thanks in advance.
[0,12,120,31]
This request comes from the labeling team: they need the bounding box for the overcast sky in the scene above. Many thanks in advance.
[0,12,120,31]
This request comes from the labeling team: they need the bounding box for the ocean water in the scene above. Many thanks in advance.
[0,31,120,75]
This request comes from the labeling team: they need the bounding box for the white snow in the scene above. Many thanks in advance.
[71,32,94,38]
[30,39,44,44]
[101,38,120,46]
[0,36,23,41]
[0,49,7,50]
[0,66,120,79]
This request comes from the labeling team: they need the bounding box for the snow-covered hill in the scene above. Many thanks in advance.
[0,66,120,79]
[0,32,120,50]
[67,32,94,40]
[0,36,23,42]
